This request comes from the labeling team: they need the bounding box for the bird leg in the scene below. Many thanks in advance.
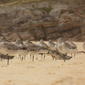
[32,55,34,61]
[7,56,9,65]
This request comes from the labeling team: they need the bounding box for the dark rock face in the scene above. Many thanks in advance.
[0,1,85,41]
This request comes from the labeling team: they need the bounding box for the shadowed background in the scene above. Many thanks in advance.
[0,0,85,41]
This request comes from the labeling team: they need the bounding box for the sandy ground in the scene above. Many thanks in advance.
[0,42,85,85]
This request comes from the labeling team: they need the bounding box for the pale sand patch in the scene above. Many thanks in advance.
[0,42,85,85]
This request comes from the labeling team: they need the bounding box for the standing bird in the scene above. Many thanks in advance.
[24,41,40,61]
[64,40,78,56]
[36,39,49,60]
[0,53,15,65]
[24,40,33,47]
[48,40,56,50]
[56,38,77,57]
[1,42,20,50]
[55,38,67,54]
[15,39,27,50]
[39,39,48,49]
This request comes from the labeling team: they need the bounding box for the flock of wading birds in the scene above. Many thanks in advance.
[0,37,85,65]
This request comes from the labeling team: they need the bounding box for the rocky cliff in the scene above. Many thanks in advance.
[0,0,85,41]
